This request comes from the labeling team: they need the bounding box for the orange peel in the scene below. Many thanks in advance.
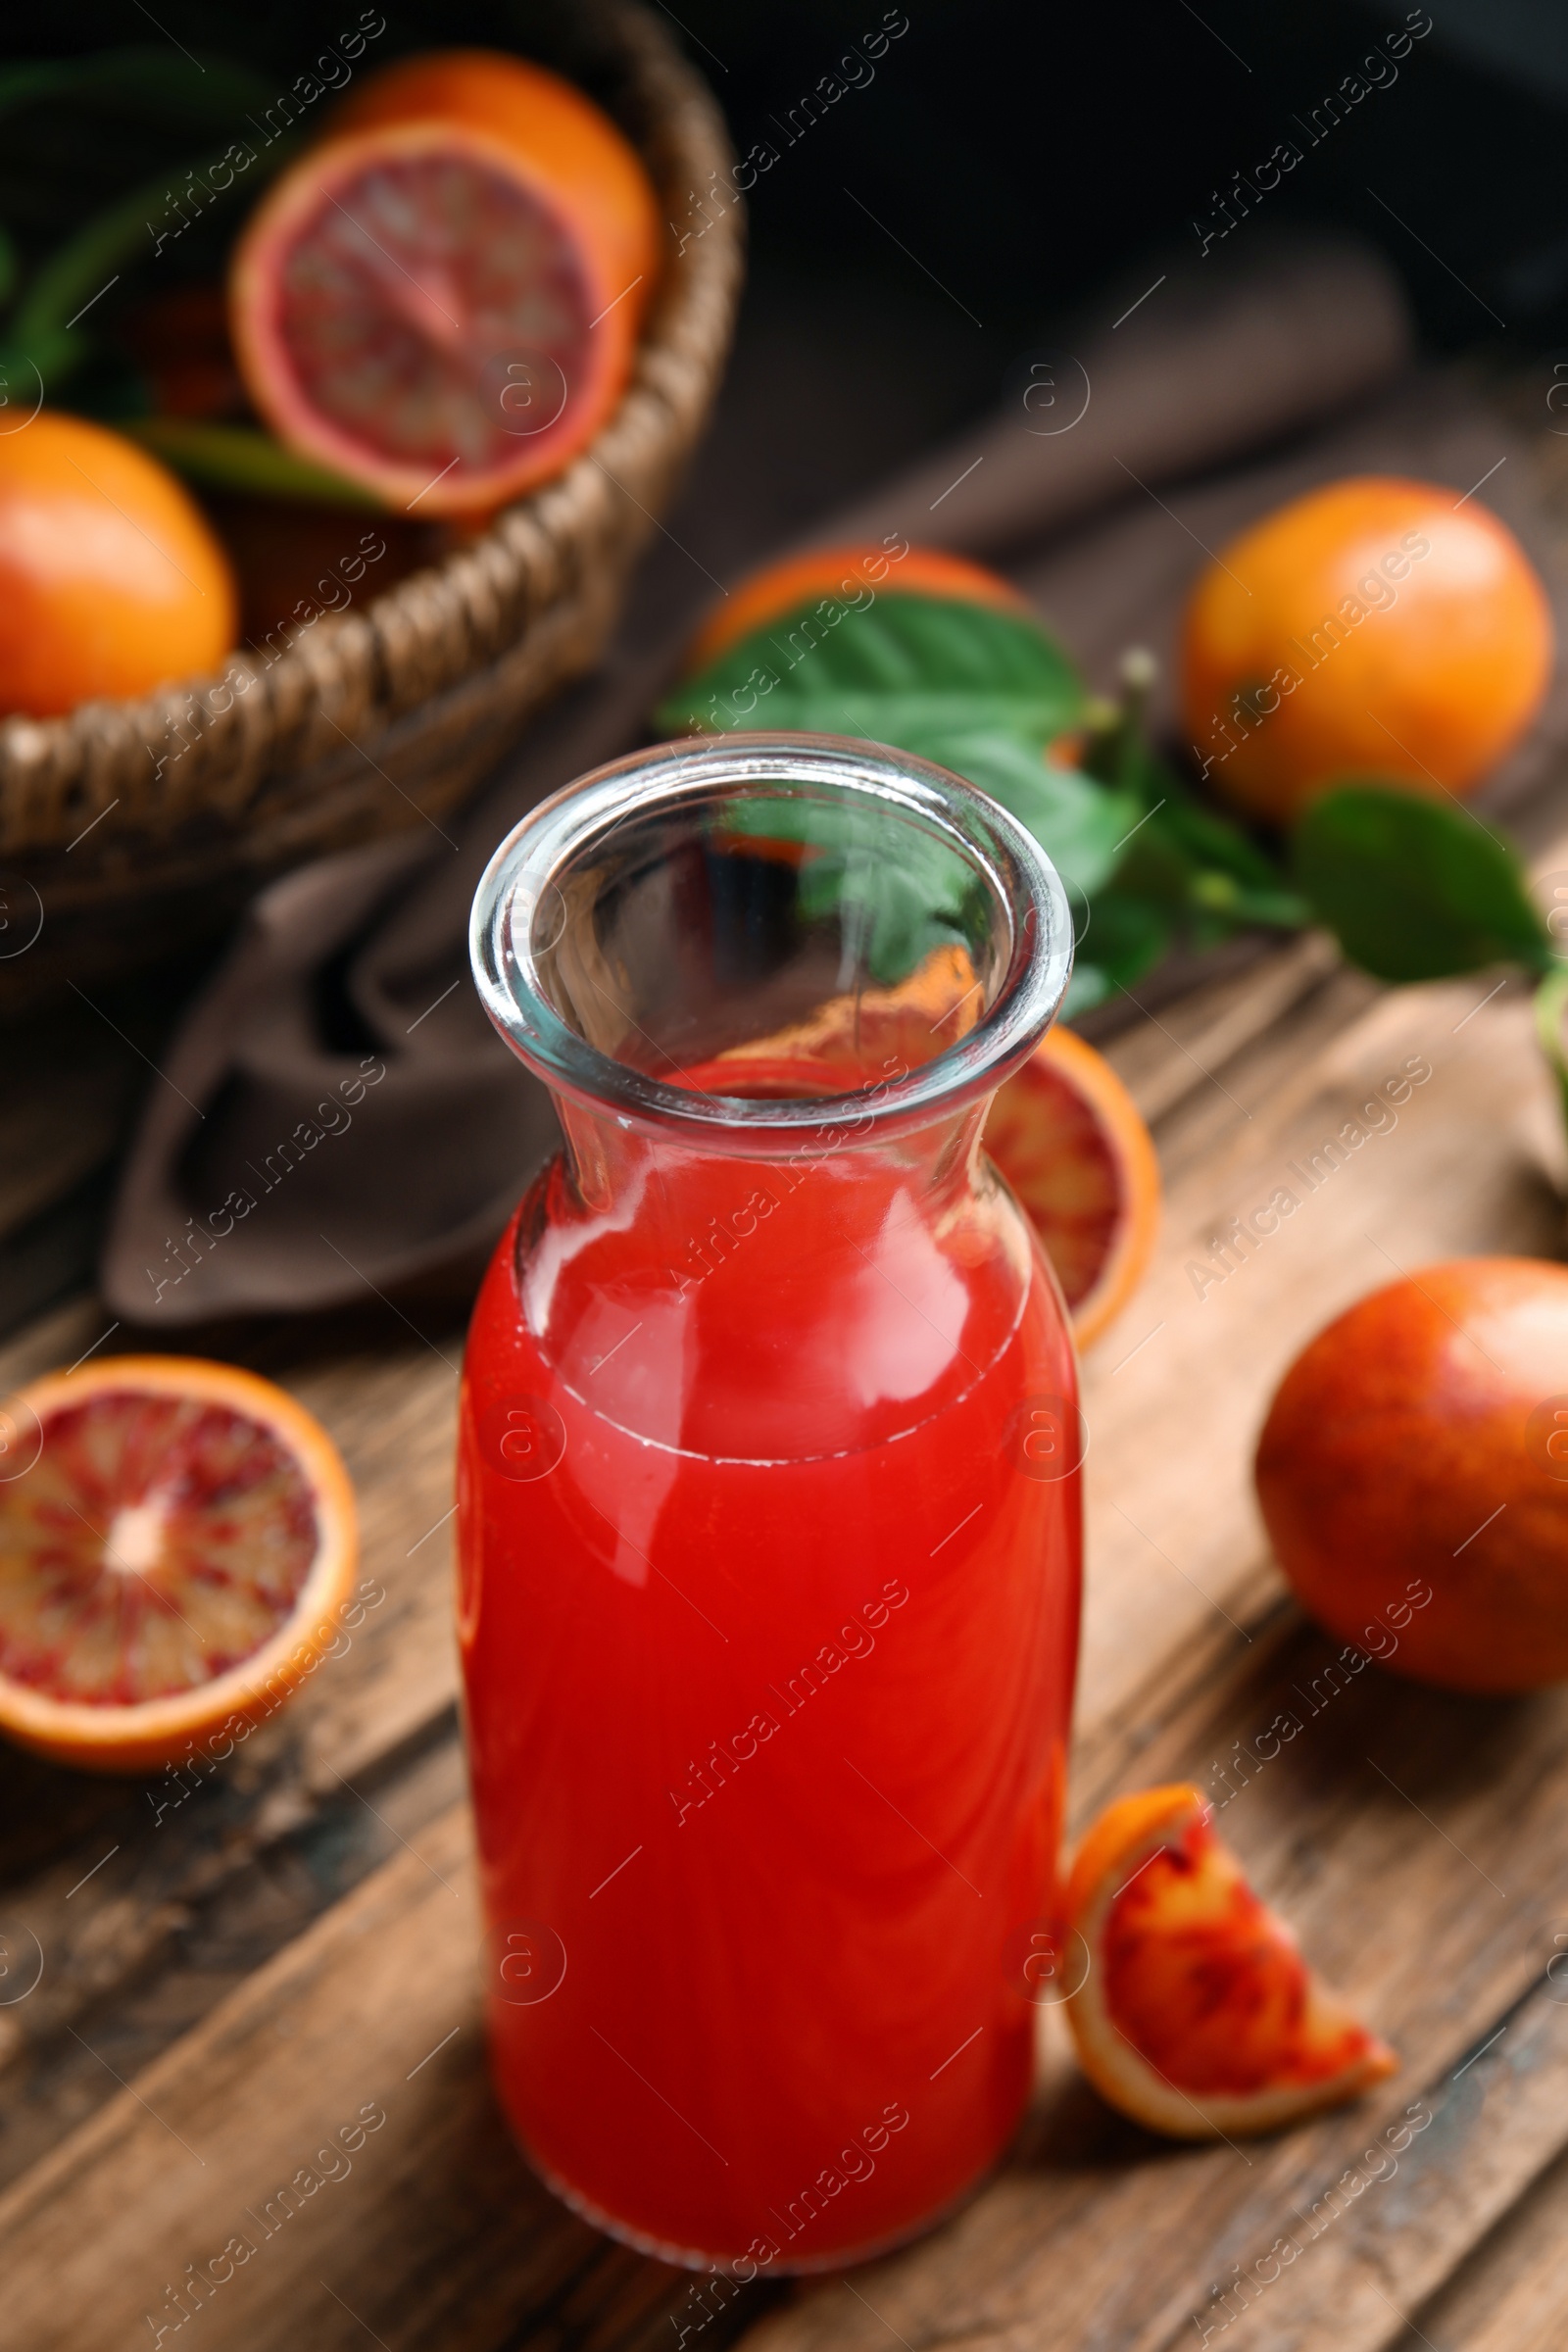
[1064,1783,1396,2138]
[0,1355,357,1773]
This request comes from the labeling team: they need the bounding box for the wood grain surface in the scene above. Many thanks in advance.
[4,842,1568,2348]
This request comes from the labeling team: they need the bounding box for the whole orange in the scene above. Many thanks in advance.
[0,412,236,716]
[681,544,1029,672]
[1254,1257,1568,1691]
[1180,476,1553,822]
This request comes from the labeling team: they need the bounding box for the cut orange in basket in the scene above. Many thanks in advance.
[229,50,661,515]
[983,1025,1160,1352]
[725,958,1158,1352]
[0,1356,356,1773]
[680,543,1030,673]
[1064,1784,1396,2138]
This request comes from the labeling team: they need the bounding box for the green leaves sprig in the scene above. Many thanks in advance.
[658,584,1567,1123]
[657,592,1303,1004]
[1291,785,1555,982]
[1295,783,1568,1135]
[0,46,278,408]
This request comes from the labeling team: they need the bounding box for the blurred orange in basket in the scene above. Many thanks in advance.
[0,413,236,717]
[1064,1783,1396,2138]
[1180,475,1553,823]
[230,49,662,515]
[0,1355,356,1773]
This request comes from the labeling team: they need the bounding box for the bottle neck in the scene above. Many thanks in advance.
[516,1087,1035,1461]
[550,1088,994,1286]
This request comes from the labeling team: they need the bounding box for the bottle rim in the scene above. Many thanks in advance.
[469,731,1075,1154]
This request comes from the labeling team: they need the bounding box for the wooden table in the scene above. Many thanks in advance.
[5,818,1568,2352]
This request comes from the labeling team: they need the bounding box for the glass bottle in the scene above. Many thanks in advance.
[460,733,1081,2274]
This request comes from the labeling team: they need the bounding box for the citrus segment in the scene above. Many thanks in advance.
[0,1356,356,1772]
[681,544,1028,674]
[230,54,660,515]
[983,1025,1160,1350]
[1065,1784,1396,2138]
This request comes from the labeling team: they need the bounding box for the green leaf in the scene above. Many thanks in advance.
[657,592,1087,749]
[1078,891,1172,994]
[0,49,271,129]
[122,418,386,510]
[662,590,1318,1000]
[1077,696,1304,939]
[664,592,1121,915]
[1152,784,1289,894]
[1293,783,1554,983]
[0,148,278,394]
[823,856,973,983]
[720,792,978,987]
[1060,963,1111,1019]
[903,732,1137,901]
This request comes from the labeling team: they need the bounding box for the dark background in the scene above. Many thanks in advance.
[1,0,1561,1336]
[7,0,1565,536]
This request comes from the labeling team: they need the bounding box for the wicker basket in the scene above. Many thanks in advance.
[0,1,742,1007]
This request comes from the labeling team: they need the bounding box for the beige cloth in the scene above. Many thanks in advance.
[109,233,1526,1326]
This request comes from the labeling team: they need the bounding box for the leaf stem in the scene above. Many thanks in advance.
[123,418,387,509]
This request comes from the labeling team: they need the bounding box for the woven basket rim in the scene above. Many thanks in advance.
[0,0,742,865]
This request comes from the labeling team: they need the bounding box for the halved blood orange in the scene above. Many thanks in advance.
[1064,1784,1396,2138]
[229,51,660,515]
[983,1025,1159,1352]
[0,1355,356,1773]
[713,949,1156,1351]
[682,543,1029,674]
[327,49,660,312]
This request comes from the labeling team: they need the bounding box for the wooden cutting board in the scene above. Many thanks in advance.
[3,855,1568,2352]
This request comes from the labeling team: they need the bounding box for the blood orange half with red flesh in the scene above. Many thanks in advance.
[230,109,650,515]
[983,1025,1160,1352]
[0,1356,356,1772]
[1065,1784,1396,2137]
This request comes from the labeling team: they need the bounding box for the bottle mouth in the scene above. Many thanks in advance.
[469,731,1074,1155]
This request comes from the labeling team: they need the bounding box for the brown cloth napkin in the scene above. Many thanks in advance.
[106,231,1505,1327]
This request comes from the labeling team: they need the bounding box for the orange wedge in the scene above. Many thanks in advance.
[1064,1784,1396,2138]
[0,1355,356,1773]
[681,542,1029,673]
[983,1025,1159,1351]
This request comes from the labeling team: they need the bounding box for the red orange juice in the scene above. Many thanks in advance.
[457,1055,1080,2270]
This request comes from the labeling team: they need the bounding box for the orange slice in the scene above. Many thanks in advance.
[714,942,983,1081]
[1064,1784,1396,2138]
[681,543,1029,673]
[983,1025,1160,1351]
[229,52,660,516]
[713,953,1157,1352]
[0,1355,356,1773]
